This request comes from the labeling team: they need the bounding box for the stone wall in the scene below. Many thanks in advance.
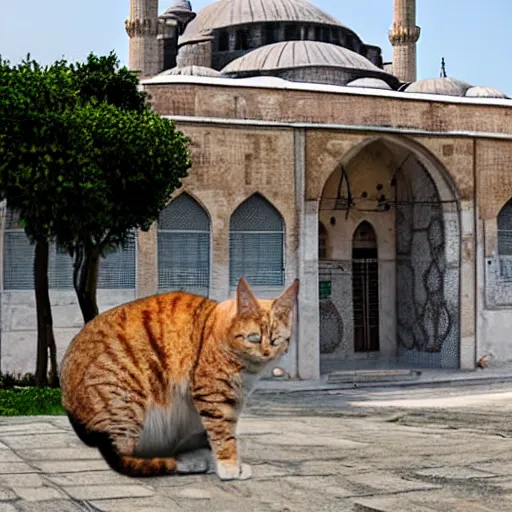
[145,82,512,135]
[1,290,135,375]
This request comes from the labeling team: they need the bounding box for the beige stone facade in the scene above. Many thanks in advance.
[136,76,512,377]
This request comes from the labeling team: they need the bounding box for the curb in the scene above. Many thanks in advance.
[256,372,512,395]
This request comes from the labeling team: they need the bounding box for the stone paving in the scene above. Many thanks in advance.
[1,384,512,511]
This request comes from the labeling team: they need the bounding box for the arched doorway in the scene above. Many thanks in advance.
[352,222,380,353]
[318,136,461,369]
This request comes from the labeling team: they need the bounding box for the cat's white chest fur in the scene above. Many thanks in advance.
[135,370,264,458]
[135,383,203,458]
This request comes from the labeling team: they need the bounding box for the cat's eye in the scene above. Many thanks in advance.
[246,333,262,344]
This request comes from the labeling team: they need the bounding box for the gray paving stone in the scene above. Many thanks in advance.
[17,448,100,461]
[1,434,82,450]
[413,467,496,480]
[346,472,441,493]
[353,496,440,512]
[15,500,85,512]
[4,383,512,510]
[31,459,109,473]
[0,452,23,463]
[46,470,132,487]
[471,461,512,476]
[0,474,43,488]
[0,423,65,436]
[90,497,182,512]
[0,488,17,500]
[13,486,67,502]
[0,504,17,512]
[64,484,155,500]
[0,463,36,474]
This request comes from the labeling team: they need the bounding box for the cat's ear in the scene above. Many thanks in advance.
[272,279,299,321]
[236,277,261,317]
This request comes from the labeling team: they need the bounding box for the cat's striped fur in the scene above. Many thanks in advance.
[60,277,299,481]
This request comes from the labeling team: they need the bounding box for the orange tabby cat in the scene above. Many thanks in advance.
[60,277,299,481]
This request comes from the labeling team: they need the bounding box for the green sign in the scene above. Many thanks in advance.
[319,281,332,300]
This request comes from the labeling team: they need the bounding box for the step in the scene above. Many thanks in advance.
[327,369,421,384]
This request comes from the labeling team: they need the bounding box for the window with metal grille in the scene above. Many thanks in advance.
[498,199,512,281]
[158,193,210,296]
[229,194,284,288]
[3,209,137,290]
[319,222,328,260]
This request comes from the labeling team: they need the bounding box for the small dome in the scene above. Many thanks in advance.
[180,0,346,45]
[168,0,192,11]
[222,41,381,74]
[161,0,196,27]
[347,78,392,90]
[465,86,508,99]
[158,65,223,77]
[404,77,471,97]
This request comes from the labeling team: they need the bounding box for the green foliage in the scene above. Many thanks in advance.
[55,102,190,254]
[0,387,64,416]
[0,51,190,249]
[71,52,148,113]
[0,56,78,242]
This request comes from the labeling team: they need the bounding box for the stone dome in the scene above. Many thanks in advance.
[169,0,192,9]
[222,40,381,74]
[404,77,471,97]
[158,65,223,77]
[347,77,393,90]
[221,41,398,88]
[465,86,508,99]
[180,0,345,44]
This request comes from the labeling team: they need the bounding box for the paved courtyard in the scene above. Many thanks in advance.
[1,382,512,511]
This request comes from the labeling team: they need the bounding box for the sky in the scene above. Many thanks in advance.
[1,0,510,95]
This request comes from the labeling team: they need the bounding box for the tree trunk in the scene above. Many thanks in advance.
[73,243,100,324]
[34,240,57,387]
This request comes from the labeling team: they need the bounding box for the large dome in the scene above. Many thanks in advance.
[180,0,345,44]
[222,40,381,74]
[221,40,398,88]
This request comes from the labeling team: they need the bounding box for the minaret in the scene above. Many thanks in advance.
[125,0,162,77]
[388,0,421,83]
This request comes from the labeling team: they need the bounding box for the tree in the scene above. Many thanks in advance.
[55,102,190,323]
[58,52,190,323]
[0,52,190,383]
[0,57,77,386]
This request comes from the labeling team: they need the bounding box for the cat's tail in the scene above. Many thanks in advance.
[100,451,178,477]
[67,413,178,477]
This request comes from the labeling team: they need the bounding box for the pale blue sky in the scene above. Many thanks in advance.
[1,0,510,94]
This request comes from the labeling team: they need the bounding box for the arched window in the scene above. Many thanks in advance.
[229,194,284,288]
[158,193,210,296]
[3,209,136,290]
[498,199,512,280]
[318,222,328,260]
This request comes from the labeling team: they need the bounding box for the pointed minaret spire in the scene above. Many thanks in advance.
[125,0,162,77]
[388,0,421,83]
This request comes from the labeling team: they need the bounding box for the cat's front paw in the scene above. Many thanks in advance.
[216,461,252,481]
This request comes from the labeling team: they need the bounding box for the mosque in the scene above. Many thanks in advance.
[2,0,512,380]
